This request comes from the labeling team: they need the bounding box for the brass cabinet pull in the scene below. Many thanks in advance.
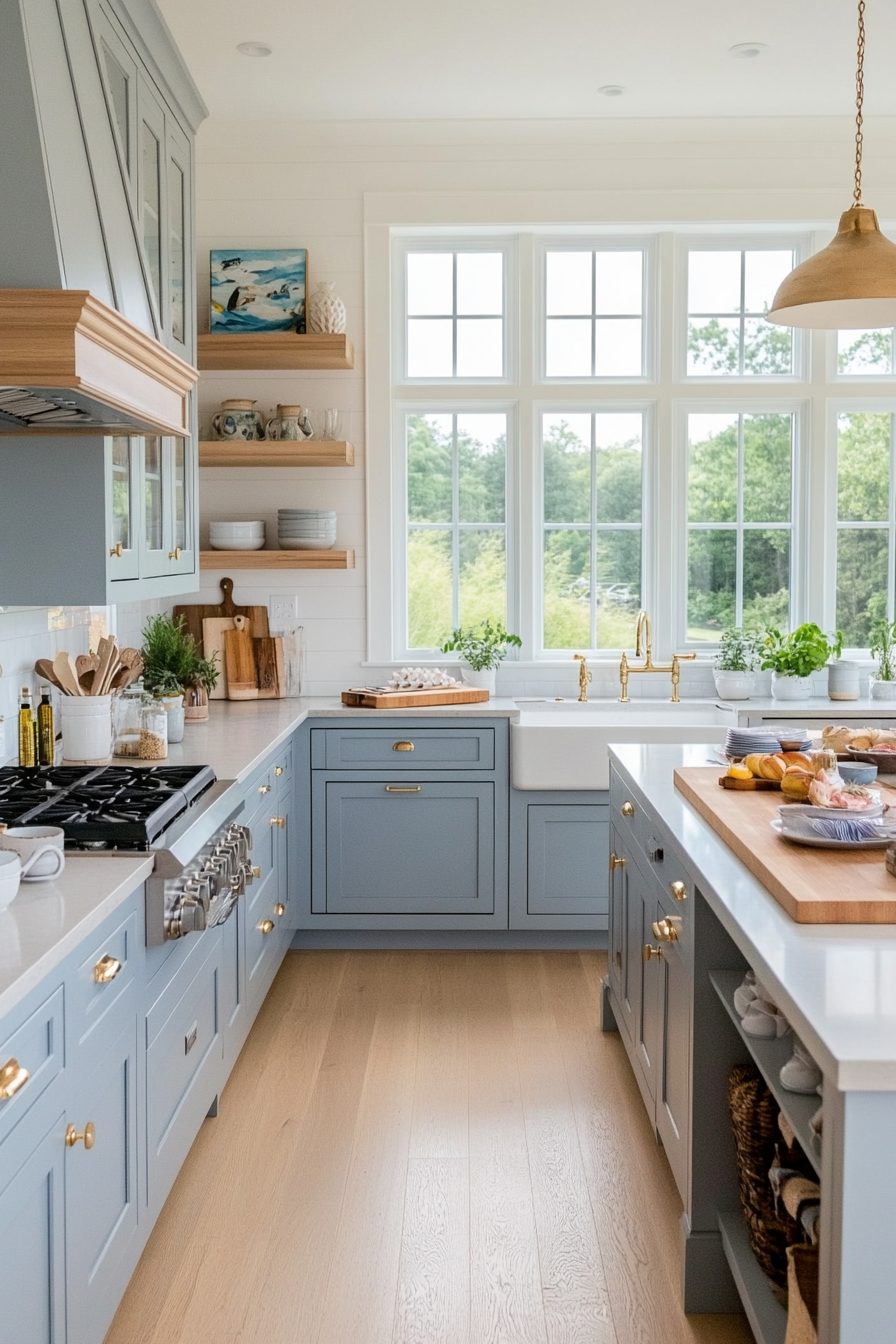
[609,852,626,871]
[385,785,421,793]
[168,547,182,561]
[258,784,271,795]
[274,766,284,776]
[269,816,286,828]
[621,800,635,818]
[94,954,122,984]
[274,903,285,917]
[651,918,678,943]
[260,919,274,935]
[670,880,688,902]
[643,944,663,962]
[109,542,124,558]
[252,865,261,878]
[0,1058,29,1100]
[393,741,415,752]
[66,1122,96,1149]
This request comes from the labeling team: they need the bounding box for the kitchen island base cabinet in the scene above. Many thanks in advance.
[0,1112,66,1344]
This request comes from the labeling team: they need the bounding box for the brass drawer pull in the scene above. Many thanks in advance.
[269,816,286,828]
[643,944,663,962]
[109,542,124,558]
[274,766,284,776]
[66,1121,95,1149]
[385,785,421,793]
[620,800,635,817]
[651,918,678,943]
[260,919,274,935]
[259,784,271,795]
[274,903,285,917]
[0,1058,30,1100]
[609,853,626,871]
[393,741,415,752]
[670,880,688,902]
[94,954,122,984]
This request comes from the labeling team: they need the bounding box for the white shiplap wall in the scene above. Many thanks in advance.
[195,114,896,697]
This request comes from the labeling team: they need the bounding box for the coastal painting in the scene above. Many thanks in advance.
[210,249,307,333]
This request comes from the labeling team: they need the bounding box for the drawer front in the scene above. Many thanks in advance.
[270,744,292,785]
[244,869,283,1004]
[67,909,138,1065]
[322,780,495,914]
[0,986,64,1148]
[312,727,495,771]
[527,804,609,917]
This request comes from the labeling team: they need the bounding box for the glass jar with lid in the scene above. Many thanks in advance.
[138,697,168,760]
[113,685,144,757]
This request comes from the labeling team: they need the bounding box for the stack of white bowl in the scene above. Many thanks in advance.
[278,509,337,551]
[209,520,266,551]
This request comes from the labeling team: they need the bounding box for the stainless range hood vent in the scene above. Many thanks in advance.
[0,387,97,428]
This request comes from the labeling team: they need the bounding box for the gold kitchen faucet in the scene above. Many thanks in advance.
[618,610,696,703]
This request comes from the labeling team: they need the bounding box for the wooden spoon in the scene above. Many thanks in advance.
[52,651,82,697]
[92,636,117,697]
[34,658,66,693]
[76,653,98,680]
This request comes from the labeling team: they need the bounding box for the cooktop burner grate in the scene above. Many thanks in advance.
[0,764,216,850]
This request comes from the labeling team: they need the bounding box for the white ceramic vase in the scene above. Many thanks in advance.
[307,281,346,334]
[827,659,860,701]
[771,672,813,701]
[870,678,896,700]
[461,665,496,695]
[713,671,755,701]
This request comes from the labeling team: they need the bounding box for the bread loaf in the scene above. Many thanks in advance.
[759,755,786,781]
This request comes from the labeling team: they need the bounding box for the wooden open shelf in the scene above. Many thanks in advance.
[200,549,355,570]
[199,440,354,468]
[197,332,354,371]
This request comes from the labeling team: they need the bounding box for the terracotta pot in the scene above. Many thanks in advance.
[183,685,210,721]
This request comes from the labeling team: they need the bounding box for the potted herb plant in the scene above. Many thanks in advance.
[713,627,760,700]
[141,614,219,727]
[440,620,522,696]
[826,629,861,701]
[760,623,834,700]
[870,619,896,700]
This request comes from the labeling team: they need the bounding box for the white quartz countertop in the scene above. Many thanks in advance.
[610,742,896,1091]
[719,696,896,717]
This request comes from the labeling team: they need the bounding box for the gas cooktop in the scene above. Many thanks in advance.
[0,764,216,850]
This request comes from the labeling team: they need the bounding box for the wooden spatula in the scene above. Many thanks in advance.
[53,651,82,696]
[34,658,66,693]
[224,616,258,700]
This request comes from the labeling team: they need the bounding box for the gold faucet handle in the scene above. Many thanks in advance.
[674,652,697,661]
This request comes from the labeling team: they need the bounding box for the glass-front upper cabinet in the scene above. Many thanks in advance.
[140,436,194,579]
[108,436,140,581]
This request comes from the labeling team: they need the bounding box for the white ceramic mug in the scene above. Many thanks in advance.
[0,851,22,910]
[0,826,66,882]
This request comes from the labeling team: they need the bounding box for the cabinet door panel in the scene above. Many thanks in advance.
[65,1015,139,1344]
[108,436,141,581]
[527,804,608,916]
[629,863,659,1102]
[608,827,627,1023]
[0,1117,66,1344]
[324,781,494,914]
[656,931,690,1203]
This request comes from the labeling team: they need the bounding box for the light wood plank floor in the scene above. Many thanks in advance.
[105,951,753,1344]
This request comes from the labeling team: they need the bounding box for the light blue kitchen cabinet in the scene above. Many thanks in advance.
[0,1112,66,1344]
[652,883,690,1202]
[509,788,610,930]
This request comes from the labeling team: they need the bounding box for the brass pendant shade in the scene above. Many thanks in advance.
[768,207,896,329]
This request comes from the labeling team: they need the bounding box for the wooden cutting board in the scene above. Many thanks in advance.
[202,616,238,699]
[254,636,284,699]
[174,577,269,651]
[674,765,896,924]
[341,685,490,709]
[224,616,258,700]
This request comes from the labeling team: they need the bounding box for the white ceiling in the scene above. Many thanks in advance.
[157,0,896,123]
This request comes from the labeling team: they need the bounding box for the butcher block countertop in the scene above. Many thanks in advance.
[674,765,896,924]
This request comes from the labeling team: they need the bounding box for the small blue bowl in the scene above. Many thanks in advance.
[838,761,878,785]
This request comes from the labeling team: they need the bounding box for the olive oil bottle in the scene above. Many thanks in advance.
[37,685,54,767]
[18,687,37,769]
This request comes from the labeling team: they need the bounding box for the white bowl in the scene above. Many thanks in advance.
[210,536,266,551]
[279,537,336,550]
[210,522,265,536]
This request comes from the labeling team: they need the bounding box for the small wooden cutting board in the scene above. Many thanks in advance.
[224,616,258,700]
[202,616,238,699]
[675,765,896,924]
[254,636,284,699]
[174,577,269,650]
[341,685,490,709]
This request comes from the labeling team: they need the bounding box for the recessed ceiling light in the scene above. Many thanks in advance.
[237,41,272,58]
[598,85,627,97]
[728,42,769,59]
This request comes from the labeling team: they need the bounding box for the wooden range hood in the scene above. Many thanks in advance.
[0,290,198,436]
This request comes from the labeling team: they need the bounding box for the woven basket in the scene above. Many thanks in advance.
[785,1245,819,1344]
[727,1064,792,1291]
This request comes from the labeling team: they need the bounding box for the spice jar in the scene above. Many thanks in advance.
[138,697,168,760]
[113,686,144,757]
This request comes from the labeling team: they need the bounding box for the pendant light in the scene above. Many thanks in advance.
[768,0,896,329]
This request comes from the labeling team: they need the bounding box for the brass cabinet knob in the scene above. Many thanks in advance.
[109,542,124,558]
[269,816,286,828]
[252,865,261,879]
[66,1122,96,1149]
[643,944,663,962]
[620,800,635,818]
[274,766,284,776]
[259,784,271,795]
[393,741,415,752]
[609,853,626,871]
[0,1058,30,1100]
[259,919,274,935]
[94,954,122,984]
[670,880,688,902]
[651,918,678,943]
[274,903,285,917]
[168,547,182,561]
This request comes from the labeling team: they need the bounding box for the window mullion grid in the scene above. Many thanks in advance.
[451,415,460,626]
[738,251,746,377]
[736,413,745,627]
[590,413,598,648]
[452,254,458,378]
[591,252,597,379]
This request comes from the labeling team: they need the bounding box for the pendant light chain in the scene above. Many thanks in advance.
[854,0,866,206]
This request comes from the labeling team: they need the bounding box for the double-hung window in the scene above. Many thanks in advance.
[835,411,896,644]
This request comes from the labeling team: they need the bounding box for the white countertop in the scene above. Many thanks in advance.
[610,742,896,1092]
[720,696,896,717]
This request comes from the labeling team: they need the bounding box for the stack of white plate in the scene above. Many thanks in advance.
[725,727,781,758]
[278,509,337,551]
[209,520,265,551]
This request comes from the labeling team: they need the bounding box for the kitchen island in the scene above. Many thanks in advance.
[607,742,896,1344]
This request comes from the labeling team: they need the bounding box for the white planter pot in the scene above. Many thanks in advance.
[461,666,496,695]
[771,672,813,701]
[827,660,861,701]
[713,671,755,701]
[870,678,896,700]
